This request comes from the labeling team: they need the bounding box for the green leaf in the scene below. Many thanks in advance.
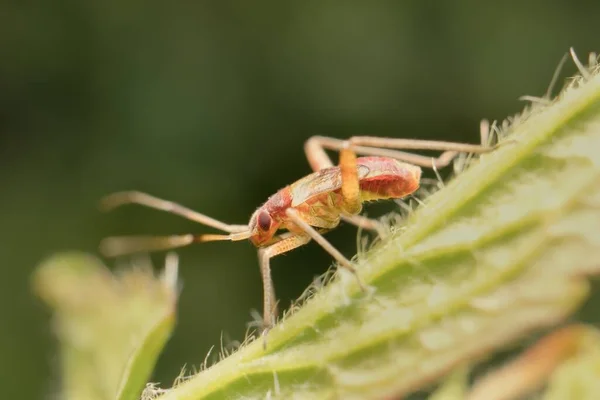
[147,55,600,400]
[33,252,178,400]
[428,366,469,400]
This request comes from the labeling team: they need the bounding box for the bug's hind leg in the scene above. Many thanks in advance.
[304,120,495,171]
[304,136,336,171]
[347,121,494,170]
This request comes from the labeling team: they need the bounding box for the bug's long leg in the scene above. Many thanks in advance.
[305,122,493,170]
[100,191,248,233]
[258,233,311,329]
[100,231,251,257]
[304,136,336,171]
[348,136,489,169]
[285,208,365,290]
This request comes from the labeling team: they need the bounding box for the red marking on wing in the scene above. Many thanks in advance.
[356,157,421,201]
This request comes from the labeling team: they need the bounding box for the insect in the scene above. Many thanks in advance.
[100,126,494,334]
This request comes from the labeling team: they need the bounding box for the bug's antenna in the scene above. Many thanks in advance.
[100,191,248,234]
[99,231,252,258]
[100,235,195,257]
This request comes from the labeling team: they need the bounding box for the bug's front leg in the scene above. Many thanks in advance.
[285,208,366,291]
[257,233,311,333]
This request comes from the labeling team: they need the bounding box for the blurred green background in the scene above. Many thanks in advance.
[1,1,598,398]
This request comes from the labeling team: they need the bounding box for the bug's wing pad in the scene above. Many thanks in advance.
[291,165,370,207]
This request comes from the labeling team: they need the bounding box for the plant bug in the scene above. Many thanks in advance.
[100,124,495,334]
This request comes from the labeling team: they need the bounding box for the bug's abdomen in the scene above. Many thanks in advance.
[357,157,421,201]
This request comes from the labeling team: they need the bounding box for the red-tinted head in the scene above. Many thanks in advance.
[247,187,292,247]
[248,207,281,246]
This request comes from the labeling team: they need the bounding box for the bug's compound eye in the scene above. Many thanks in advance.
[257,211,272,231]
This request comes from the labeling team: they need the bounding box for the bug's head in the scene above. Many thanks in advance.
[248,207,280,246]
